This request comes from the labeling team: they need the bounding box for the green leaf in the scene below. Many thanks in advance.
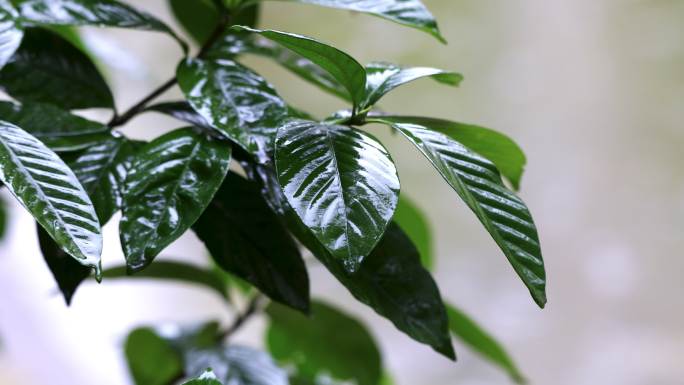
[277,0,445,42]
[120,127,232,272]
[145,101,212,129]
[362,62,462,109]
[177,58,288,163]
[266,300,382,385]
[0,101,111,152]
[0,28,114,110]
[102,261,229,300]
[67,134,142,224]
[37,224,91,305]
[185,346,288,385]
[0,0,23,69]
[446,303,526,384]
[234,27,366,109]
[0,196,7,239]
[371,117,546,307]
[0,120,102,272]
[275,119,400,273]
[125,327,184,385]
[393,195,433,270]
[183,370,224,385]
[374,115,526,189]
[169,0,219,44]
[193,171,309,312]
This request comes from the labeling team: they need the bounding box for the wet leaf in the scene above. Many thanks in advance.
[125,327,184,385]
[145,101,212,130]
[393,195,433,270]
[0,0,22,69]
[185,346,288,385]
[183,370,224,385]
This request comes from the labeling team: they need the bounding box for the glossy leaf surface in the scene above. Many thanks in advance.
[266,301,382,385]
[193,172,309,312]
[0,0,22,69]
[235,27,366,108]
[362,62,462,108]
[376,115,527,189]
[145,101,212,129]
[183,370,224,385]
[373,117,546,307]
[0,28,114,109]
[185,346,288,385]
[446,303,525,384]
[279,0,444,42]
[177,58,288,162]
[120,127,232,272]
[275,119,400,273]
[0,101,111,152]
[393,195,433,269]
[125,327,184,385]
[0,121,102,270]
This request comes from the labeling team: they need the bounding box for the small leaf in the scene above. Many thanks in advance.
[185,346,288,385]
[393,195,433,270]
[234,27,366,108]
[0,0,23,69]
[0,101,111,152]
[446,303,526,384]
[362,62,462,109]
[372,117,546,307]
[120,127,232,272]
[0,28,114,110]
[125,327,184,385]
[0,120,102,271]
[177,58,288,163]
[145,101,212,129]
[275,119,400,273]
[266,301,382,385]
[193,171,309,312]
[278,0,445,42]
[183,370,224,385]
[169,0,219,44]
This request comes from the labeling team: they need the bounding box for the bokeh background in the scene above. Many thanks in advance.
[2,0,684,384]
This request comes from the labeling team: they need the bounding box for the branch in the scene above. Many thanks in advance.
[219,293,264,340]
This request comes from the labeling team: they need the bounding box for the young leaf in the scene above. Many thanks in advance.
[185,346,288,385]
[234,27,366,108]
[446,303,526,384]
[0,101,111,152]
[266,301,382,385]
[0,28,114,110]
[362,62,462,109]
[120,127,232,272]
[372,117,546,307]
[0,120,102,272]
[393,195,433,270]
[145,101,212,130]
[277,0,445,43]
[193,172,310,312]
[125,327,184,385]
[0,0,22,69]
[177,58,288,163]
[169,0,220,44]
[275,119,400,273]
[374,115,527,190]
[183,370,224,385]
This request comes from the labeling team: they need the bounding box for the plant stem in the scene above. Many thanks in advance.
[219,294,264,340]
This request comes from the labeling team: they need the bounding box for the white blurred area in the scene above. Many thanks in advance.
[2,1,684,384]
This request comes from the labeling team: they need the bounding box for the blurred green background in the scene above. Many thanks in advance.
[1,0,684,384]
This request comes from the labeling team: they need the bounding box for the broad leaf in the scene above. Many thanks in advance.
[266,301,382,385]
[372,117,546,307]
[125,327,184,385]
[0,28,114,109]
[277,0,444,42]
[275,119,400,273]
[145,101,212,129]
[362,62,462,108]
[185,346,288,385]
[0,120,102,272]
[120,127,232,272]
[446,303,525,383]
[183,370,223,385]
[177,58,288,163]
[0,0,22,68]
[37,225,91,305]
[193,172,309,312]
[102,261,229,300]
[169,0,219,44]
[374,115,527,189]
[393,195,433,269]
[0,101,111,152]
[234,27,366,108]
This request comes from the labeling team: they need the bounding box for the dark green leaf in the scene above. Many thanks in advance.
[0,101,111,152]
[145,101,212,129]
[193,171,309,312]
[266,301,382,385]
[362,62,462,109]
[277,0,445,42]
[371,117,546,307]
[393,195,433,270]
[234,27,366,108]
[120,127,232,272]
[0,0,22,68]
[0,120,102,272]
[275,119,400,273]
[125,327,184,385]
[102,261,229,300]
[185,346,288,385]
[374,115,526,189]
[177,58,288,163]
[169,0,219,44]
[183,370,224,385]
[37,224,91,305]
[0,28,114,110]
[0,196,6,239]
[446,303,526,384]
